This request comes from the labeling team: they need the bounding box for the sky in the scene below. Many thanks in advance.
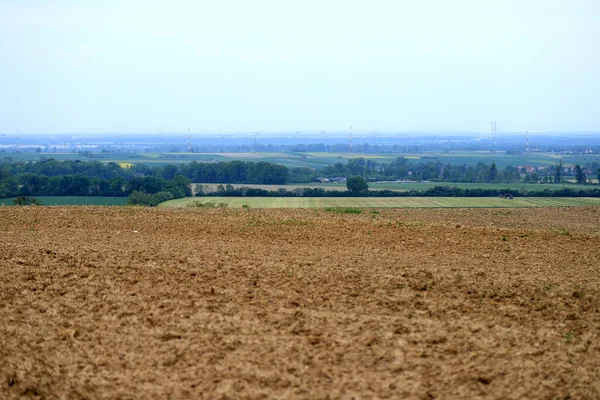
[1,0,599,134]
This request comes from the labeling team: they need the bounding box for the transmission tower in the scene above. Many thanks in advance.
[490,121,497,153]
[349,126,353,153]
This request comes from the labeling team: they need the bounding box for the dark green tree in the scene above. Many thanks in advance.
[597,168,600,185]
[346,176,369,195]
[503,165,518,182]
[127,191,157,206]
[13,196,41,206]
[109,176,126,196]
[488,162,498,182]
[574,164,586,184]
[554,161,563,183]
[169,175,192,196]
[161,164,179,180]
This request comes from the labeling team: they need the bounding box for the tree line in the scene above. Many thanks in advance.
[0,159,289,199]
[317,157,600,184]
[1,159,289,183]
[199,185,600,198]
[0,173,192,201]
[196,180,600,199]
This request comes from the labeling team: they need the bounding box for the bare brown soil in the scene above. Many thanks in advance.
[1,207,599,399]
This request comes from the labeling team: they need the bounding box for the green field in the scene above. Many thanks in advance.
[0,196,128,206]
[160,196,600,209]
[6,150,600,169]
[2,151,347,168]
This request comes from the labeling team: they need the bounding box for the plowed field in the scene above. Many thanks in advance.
[1,207,599,399]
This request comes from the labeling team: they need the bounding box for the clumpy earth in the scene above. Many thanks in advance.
[1,206,599,399]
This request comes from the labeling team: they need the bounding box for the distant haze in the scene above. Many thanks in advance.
[1,0,599,134]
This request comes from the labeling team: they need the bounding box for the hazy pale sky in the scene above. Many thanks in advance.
[1,0,599,134]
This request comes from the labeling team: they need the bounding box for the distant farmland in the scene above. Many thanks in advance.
[7,150,600,169]
[160,196,600,209]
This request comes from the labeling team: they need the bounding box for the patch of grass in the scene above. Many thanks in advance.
[565,333,574,343]
[187,200,228,208]
[492,211,514,216]
[572,286,585,298]
[559,227,571,236]
[543,283,554,291]
[324,207,363,214]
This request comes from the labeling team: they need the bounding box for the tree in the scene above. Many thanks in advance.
[554,161,563,183]
[170,175,192,197]
[161,164,179,180]
[346,176,369,194]
[488,162,498,182]
[109,176,126,196]
[127,191,157,206]
[503,165,518,182]
[574,164,586,184]
[13,196,41,206]
[442,164,451,181]
[596,168,600,184]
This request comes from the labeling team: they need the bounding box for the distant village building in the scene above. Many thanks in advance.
[316,177,347,183]
[330,177,347,183]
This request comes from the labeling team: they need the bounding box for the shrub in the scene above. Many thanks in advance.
[13,196,41,206]
[324,207,363,214]
[187,201,228,208]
